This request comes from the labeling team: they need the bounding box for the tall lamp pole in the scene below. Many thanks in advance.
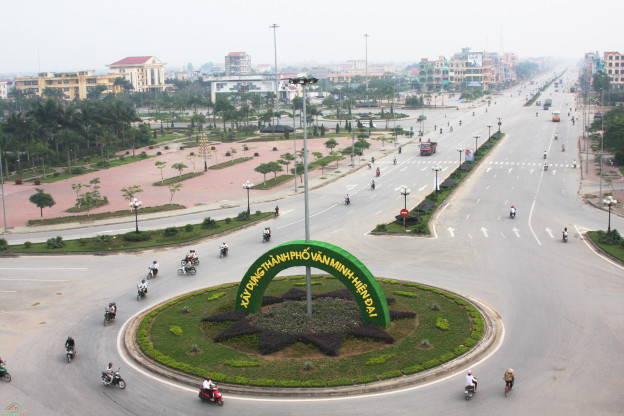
[0,142,7,232]
[473,134,480,156]
[270,24,280,128]
[364,33,369,103]
[400,186,410,231]
[243,180,253,215]
[129,198,142,234]
[603,196,618,233]
[497,116,502,133]
[432,164,441,193]
[486,123,493,139]
[289,76,318,315]
[456,146,464,169]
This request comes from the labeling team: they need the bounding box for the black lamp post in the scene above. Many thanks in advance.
[497,116,502,133]
[243,180,253,215]
[400,186,410,231]
[474,134,480,156]
[129,198,142,233]
[487,123,493,139]
[432,164,441,193]
[456,146,464,169]
[603,196,618,232]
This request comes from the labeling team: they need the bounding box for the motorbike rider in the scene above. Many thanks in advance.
[202,376,216,398]
[465,370,478,392]
[370,156,375,164]
[510,205,516,217]
[562,144,565,151]
[572,159,577,168]
[367,161,372,169]
[103,362,114,385]
[220,242,229,256]
[543,150,547,159]
[345,194,350,205]
[186,249,197,263]
[563,227,568,241]
[138,279,148,296]
[263,227,271,241]
[376,167,380,177]
[536,112,538,117]
[544,161,549,171]
[183,258,193,273]
[393,156,397,165]
[504,368,515,390]
[106,302,117,319]
[148,260,159,277]
[555,132,558,140]
[371,180,375,190]
[274,206,279,217]
[65,336,76,353]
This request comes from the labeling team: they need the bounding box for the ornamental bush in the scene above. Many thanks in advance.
[201,217,217,229]
[123,231,151,242]
[23,241,32,249]
[436,317,449,330]
[169,326,183,336]
[46,236,64,249]
[163,227,179,237]
[223,360,261,367]
[184,224,194,232]
[0,238,8,251]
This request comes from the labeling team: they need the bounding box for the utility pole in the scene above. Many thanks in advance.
[270,24,280,128]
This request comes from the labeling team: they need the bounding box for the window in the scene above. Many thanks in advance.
[87,78,97,84]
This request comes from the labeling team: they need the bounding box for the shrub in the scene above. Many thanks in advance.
[354,375,378,384]
[96,235,113,245]
[224,217,231,224]
[394,290,417,298]
[436,317,449,330]
[14,179,22,185]
[96,161,110,168]
[125,151,130,155]
[71,167,85,175]
[439,352,456,363]
[403,365,425,375]
[327,378,353,387]
[224,360,261,367]
[164,146,169,150]
[454,345,470,355]
[21,241,32,249]
[380,370,402,380]
[123,231,151,242]
[431,303,441,311]
[77,238,88,246]
[211,146,216,150]
[46,236,64,249]
[163,227,179,237]
[374,224,387,232]
[302,360,315,371]
[34,179,41,185]
[207,292,226,301]
[156,151,162,156]
[189,344,200,353]
[53,172,60,177]
[423,359,441,369]
[255,210,261,215]
[169,326,183,336]
[365,354,396,365]
[189,152,195,156]
[225,152,231,156]
[184,224,194,232]
[139,151,148,158]
[0,238,8,251]
[254,152,260,156]
[272,147,278,151]
[201,217,217,229]
[182,306,190,314]
[420,339,431,347]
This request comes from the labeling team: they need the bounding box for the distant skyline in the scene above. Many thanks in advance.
[3,0,621,75]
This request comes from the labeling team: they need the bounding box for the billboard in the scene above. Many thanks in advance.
[467,81,482,87]
[467,52,483,67]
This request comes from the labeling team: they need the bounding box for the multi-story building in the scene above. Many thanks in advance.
[107,56,166,92]
[13,71,121,100]
[203,73,288,102]
[603,51,624,90]
[0,79,13,100]
[225,52,251,76]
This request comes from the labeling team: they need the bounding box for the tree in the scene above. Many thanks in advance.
[29,188,56,217]
[186,154,198,172]
[593,71,611,99]
[279,152,295,174]
[290,162,304,183]
[312,151,323,161]
[324,138,338,155]
[267,161,283,179]
[172,162,187,178]
[155,161,167,184]
[121,185,143,202]
[169,183,183,204]
[229,147,237,162]
[317,159,329,175]
[254,163,272,186]
[74,177,104,216]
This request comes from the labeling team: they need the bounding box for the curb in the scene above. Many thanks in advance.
[122,284,502,398]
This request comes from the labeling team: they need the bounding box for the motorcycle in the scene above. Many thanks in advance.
[146,268,157,280]
[177,265,197,275]
[465,382,477,400]
[263,233,271,243]
[572,161,577,169]
[371,182,375,191]
[198,386,224,406]
[543,153,547,159]
[137,287,147,301]
[104,310,116,326]
[101,369,126,389]
[562,144,565,152]
[219,247,229,258]
[1,363,11,382]
[345,197,350,206]
[393,158,397,165]
[376,169,380,177]
[66,347,76,363]
[563,232,568,243]
[544,164,549,171]
[510,210,516,219]
[180,256,199,266]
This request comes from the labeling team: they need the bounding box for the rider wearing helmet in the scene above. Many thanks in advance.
[65,336,76,353]
[503,368,515,390]
[148,260,159,277]
[465,370,478,392]
[510,205,516,217]
[138,279,148,295]
[103,362,114,385]
[202,376,216,398]
[108,302,117,318]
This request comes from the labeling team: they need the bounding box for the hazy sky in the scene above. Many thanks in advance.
[3,0,620,75]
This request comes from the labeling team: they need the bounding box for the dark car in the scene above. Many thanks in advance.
[260,125,294,133]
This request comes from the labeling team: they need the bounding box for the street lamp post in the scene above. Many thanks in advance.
[456,146,464,169]
[497,117,502,133]
[432,164,442,193]
[400,186,410,231]
[473,134,480,156]
[486,123,493,140]
[129,198,142,234]
[603,196,618,232]
[0,142,7,233]
[243,180,253,215]
[364,34,369,103]
[289,76,318,315]
[270,24,280,129]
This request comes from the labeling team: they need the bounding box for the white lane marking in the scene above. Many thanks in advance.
[448,227,455,237]
[0,278,70,282]
[468,233,473,239]
[481,227,489,237]
[346,184,357,190]
[418,185,427,192]
[476,198,481,204]
[545,228,554,239]
[528,200,542,246]
[0,268,86,271]
[0,290,17,293]
[500,232,506,239]
[465,214,470,221]
[276,204,338,230]
[512,227,520,238]
[375,210,383,215]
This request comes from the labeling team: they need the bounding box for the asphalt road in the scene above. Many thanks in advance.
[1,70,623,416]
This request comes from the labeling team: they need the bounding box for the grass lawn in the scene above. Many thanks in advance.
[153,172,204,186]
[28,204,185,226]
[140,276,482,386]
[6,211,272,253]
[587,231,624,262]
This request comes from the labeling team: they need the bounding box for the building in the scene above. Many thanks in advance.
[203,73,287,102]
[603,51,624,90]
[225,52,251,76]
[0,79,13,100]
[13,71,121,100]
[107,56,166,92]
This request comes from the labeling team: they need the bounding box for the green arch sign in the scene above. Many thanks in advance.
[235,240,390,328]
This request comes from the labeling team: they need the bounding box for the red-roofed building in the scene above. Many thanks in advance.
[107,56,166,92]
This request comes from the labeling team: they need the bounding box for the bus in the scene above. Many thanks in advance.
[552,111,561,122]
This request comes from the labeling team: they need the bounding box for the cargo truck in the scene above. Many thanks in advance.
[543,98,552,110]
[420,141,437,156]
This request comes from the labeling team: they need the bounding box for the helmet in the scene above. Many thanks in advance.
[467,370,472,375]
[153,260,157,263]
[507,368,514,373]
[111,302,116,306]
[109,303,113,307]
[511,205,514,208]
[108,362,113,367]
[205,376,211,381]
[142,279,146,283]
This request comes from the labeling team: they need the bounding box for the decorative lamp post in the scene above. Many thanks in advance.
[288,76,318,315]
[270,23,280,129]
[243,180,253,215]
[0,141,7,232]
[603,196,618,232]
[497,116,502,133]
[432,164,442,193]
[456,146,464,169]
[473,134,480,156]
[199,134,209,171]
[487,123,493,139]
[400,186,411,231]
[129,198,142,233]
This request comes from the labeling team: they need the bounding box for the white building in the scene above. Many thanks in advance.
[107,56,166,92]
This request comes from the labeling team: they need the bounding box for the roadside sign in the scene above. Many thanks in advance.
[400,209,409,217]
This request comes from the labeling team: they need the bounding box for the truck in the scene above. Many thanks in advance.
[543,98,552,110]
[420,141,437,156]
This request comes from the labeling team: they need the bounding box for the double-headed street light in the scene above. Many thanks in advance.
[129,198,142,233]
[456,146,464,169]
[603,196,618,232]
[400,186,411,231]
[243,180,253,215]
[486,123,493,139]
[288,76,318,316]
[497,116,502,133]
[432,164,442,193]
[473,134,481,156]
